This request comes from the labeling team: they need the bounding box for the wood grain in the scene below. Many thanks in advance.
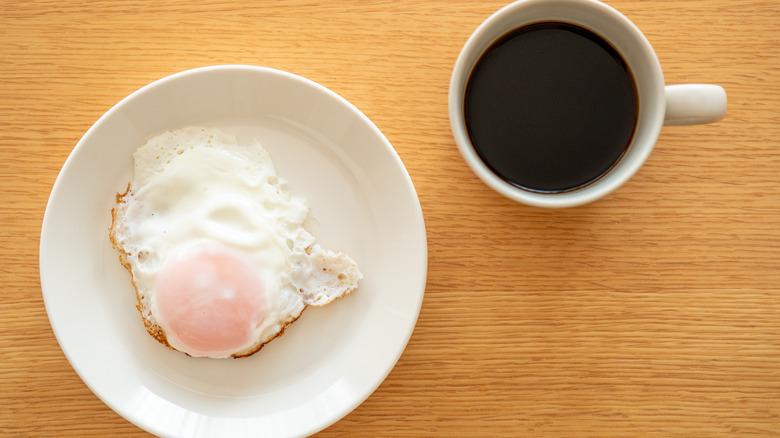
[2,0,779,436]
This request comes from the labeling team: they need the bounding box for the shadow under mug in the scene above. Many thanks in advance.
[449,0,727,208]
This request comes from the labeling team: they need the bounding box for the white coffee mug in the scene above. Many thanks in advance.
[449,0,727,208]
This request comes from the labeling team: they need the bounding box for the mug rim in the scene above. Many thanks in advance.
[448,0,665,208]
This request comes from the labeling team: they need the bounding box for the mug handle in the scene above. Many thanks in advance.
[664,84,727,126]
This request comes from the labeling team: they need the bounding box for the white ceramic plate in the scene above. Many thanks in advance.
[39,65,427,437]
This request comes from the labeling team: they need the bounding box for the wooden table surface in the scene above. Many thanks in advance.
[2,0,779,436]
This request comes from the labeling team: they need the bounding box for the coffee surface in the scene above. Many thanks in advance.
[464,22,638,193]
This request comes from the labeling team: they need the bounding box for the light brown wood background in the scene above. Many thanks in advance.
[2,0,779,436]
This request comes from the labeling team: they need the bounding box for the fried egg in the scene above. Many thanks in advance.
[109,127,362,358]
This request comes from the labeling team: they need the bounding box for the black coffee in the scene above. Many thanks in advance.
[464,22,638,193]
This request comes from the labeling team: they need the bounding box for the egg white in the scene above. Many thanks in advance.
[110,127,362,358]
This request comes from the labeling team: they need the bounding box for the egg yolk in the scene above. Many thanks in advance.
[154,246,269,357]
